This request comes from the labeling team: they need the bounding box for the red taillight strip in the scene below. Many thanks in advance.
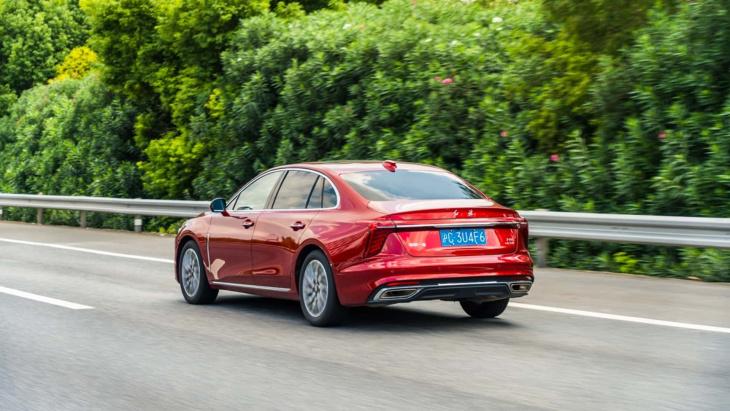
[365,226,394,258]
[357,219,397,258]
[386,281,421,287]
[378,222,521,230]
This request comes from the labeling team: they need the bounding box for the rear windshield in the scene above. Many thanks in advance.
[340,170,484,201]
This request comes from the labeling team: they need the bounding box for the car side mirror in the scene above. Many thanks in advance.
[210,198,226,213]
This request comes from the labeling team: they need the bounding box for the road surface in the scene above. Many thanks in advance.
[1,221,728,410]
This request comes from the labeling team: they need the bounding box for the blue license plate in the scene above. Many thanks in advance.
[440,228,487,247]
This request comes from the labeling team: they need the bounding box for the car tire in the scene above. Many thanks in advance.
[460,298,509,318]
[178,240,218,305]
[298,250,349,327]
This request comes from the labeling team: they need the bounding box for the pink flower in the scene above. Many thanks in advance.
[658,132,667,139]
[500,131,508,137]
[411,1,417,4]
[441,78,453,84]
[360,25,365,30]
[434,76,441,81]
[550,154,559,162]
[14,121,18,125]
[72,72,77,77]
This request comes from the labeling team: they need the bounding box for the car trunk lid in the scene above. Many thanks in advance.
[368,199,524,257]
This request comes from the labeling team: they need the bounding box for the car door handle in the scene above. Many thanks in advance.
[242,219,254,228]
[290,222,305,231]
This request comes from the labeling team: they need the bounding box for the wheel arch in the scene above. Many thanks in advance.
[294,241,329,293]
[175,235,199,282]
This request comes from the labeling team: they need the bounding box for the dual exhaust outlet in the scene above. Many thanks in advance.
[377,281,532,301]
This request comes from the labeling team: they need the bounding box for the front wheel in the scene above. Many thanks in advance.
[178,240,218,304]
[460,298,509,318]
[299,250,349,327]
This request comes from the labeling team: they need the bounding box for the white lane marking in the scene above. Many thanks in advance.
[0,285,93,310]
[511,302,730,334]
[2,237,728,333]
[0,238,174,264]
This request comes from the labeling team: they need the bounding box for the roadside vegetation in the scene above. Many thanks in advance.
[1,0,728,280]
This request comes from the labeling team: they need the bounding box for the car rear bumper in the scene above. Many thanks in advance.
[366,277,532,306]
[333,252,533,306]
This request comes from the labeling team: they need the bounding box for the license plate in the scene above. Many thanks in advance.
[439,228,487,247]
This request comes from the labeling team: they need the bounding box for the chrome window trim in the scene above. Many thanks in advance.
[212,281,291,293]
[226,168,341,212]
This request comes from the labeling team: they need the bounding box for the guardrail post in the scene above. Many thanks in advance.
[0,206,3,221]
[37,208,43,225]
[134,215,142,233]
[80,211,87,228]
[536,237,549,268]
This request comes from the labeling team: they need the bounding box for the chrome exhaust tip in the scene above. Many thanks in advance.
[510,283,531,293]
[379,288,419,300]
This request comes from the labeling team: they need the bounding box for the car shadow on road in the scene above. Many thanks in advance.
[211,294,521,332]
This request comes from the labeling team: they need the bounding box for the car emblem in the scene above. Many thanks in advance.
[453,210,459,218]
[468,209,474,217]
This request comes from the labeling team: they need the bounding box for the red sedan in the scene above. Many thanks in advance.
[175,161,533,326]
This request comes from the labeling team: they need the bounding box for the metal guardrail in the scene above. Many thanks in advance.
[1,193,728,267]
[0,194,207,232]
[519,210,730,267]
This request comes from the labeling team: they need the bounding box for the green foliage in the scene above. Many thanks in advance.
[0,0,728,279]
[0,74,142,228]
[82,0,269,198]
[542,0,659,54]
[0,84,17,117]
[0,0,90,93]
[53,46,100,81]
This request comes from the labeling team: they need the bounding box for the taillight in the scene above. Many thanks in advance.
[358,219,396,258]
[519,218,529,250]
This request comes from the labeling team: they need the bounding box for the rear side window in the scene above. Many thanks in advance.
[272,171,319,209]
[322,179,337,208]
[340,170,484,201]
[306,177,323,209]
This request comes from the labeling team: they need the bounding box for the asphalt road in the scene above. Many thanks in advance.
[1,221,728,410]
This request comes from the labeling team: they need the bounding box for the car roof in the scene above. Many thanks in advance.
[277,161,446,174]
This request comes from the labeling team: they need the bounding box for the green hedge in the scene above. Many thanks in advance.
[0,0,728,279]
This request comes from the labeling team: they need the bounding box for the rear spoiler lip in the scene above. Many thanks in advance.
[379,221,522,230]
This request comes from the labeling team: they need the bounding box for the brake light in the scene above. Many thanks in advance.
[519,218,529,251]
[382,160,397,172]
[358,219,396,258]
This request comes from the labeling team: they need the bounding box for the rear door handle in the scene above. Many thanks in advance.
[290,222,305,231]
[242,219,254,228]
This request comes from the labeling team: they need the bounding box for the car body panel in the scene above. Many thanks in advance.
[207,211,262,285]
[251,209,320,289]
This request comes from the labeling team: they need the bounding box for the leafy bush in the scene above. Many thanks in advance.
[0,0,728,279]
[0,74,141,228]
[0,0,89,93]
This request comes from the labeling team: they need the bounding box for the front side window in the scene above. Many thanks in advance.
[340,170,484,201]
[272,171,320,209]
[228,171,283,211]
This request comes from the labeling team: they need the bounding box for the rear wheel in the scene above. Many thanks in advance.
[460,298,509,318]
[299,250,348,327]
[179,241,218,304]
